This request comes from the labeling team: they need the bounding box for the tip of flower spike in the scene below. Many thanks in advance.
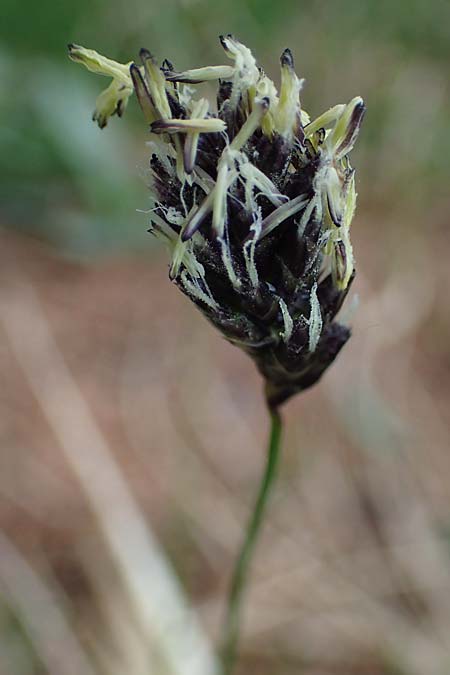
[280,48,294,69]
[68,43,97,67]
[139,47,153,62]
[219,34,233,51]
[351,97,365,120]
[67,43,82,60]
[347,97,366,126]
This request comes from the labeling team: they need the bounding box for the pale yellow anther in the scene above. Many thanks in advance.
[183,98,211,174]
[68,44,132,82]
[68,44,134,128]
[305,104,346,139]
[328,96,364,157]
[230,97,269,151]
[130,64,157,124]
[152,118,226,134]
[329,172,356,289]
[140,49,172,119]
[220,35,260,107]
[324,165,344,227]
[212,158,229,237]
[274,50,303,139]
[253,74,279,137]
[165,65,235,83]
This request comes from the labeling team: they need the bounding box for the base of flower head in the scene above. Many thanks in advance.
[263,321,351,408]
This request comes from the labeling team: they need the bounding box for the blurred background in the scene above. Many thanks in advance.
[1,1,450,673]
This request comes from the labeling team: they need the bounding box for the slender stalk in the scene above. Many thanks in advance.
[220,405,283,674]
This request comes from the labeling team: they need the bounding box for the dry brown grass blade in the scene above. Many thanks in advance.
[0,266,219,675]
[0,531,95,675]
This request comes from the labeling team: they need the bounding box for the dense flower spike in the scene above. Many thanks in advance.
[69,37,365,407]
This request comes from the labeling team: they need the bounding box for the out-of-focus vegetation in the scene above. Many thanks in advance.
[1,2,450,675]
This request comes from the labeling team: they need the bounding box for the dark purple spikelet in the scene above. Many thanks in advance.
[68,37,365,407]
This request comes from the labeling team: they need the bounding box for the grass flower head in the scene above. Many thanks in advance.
[69,37,365,407]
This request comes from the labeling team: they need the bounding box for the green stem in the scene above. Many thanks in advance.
[220,405,283,675]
